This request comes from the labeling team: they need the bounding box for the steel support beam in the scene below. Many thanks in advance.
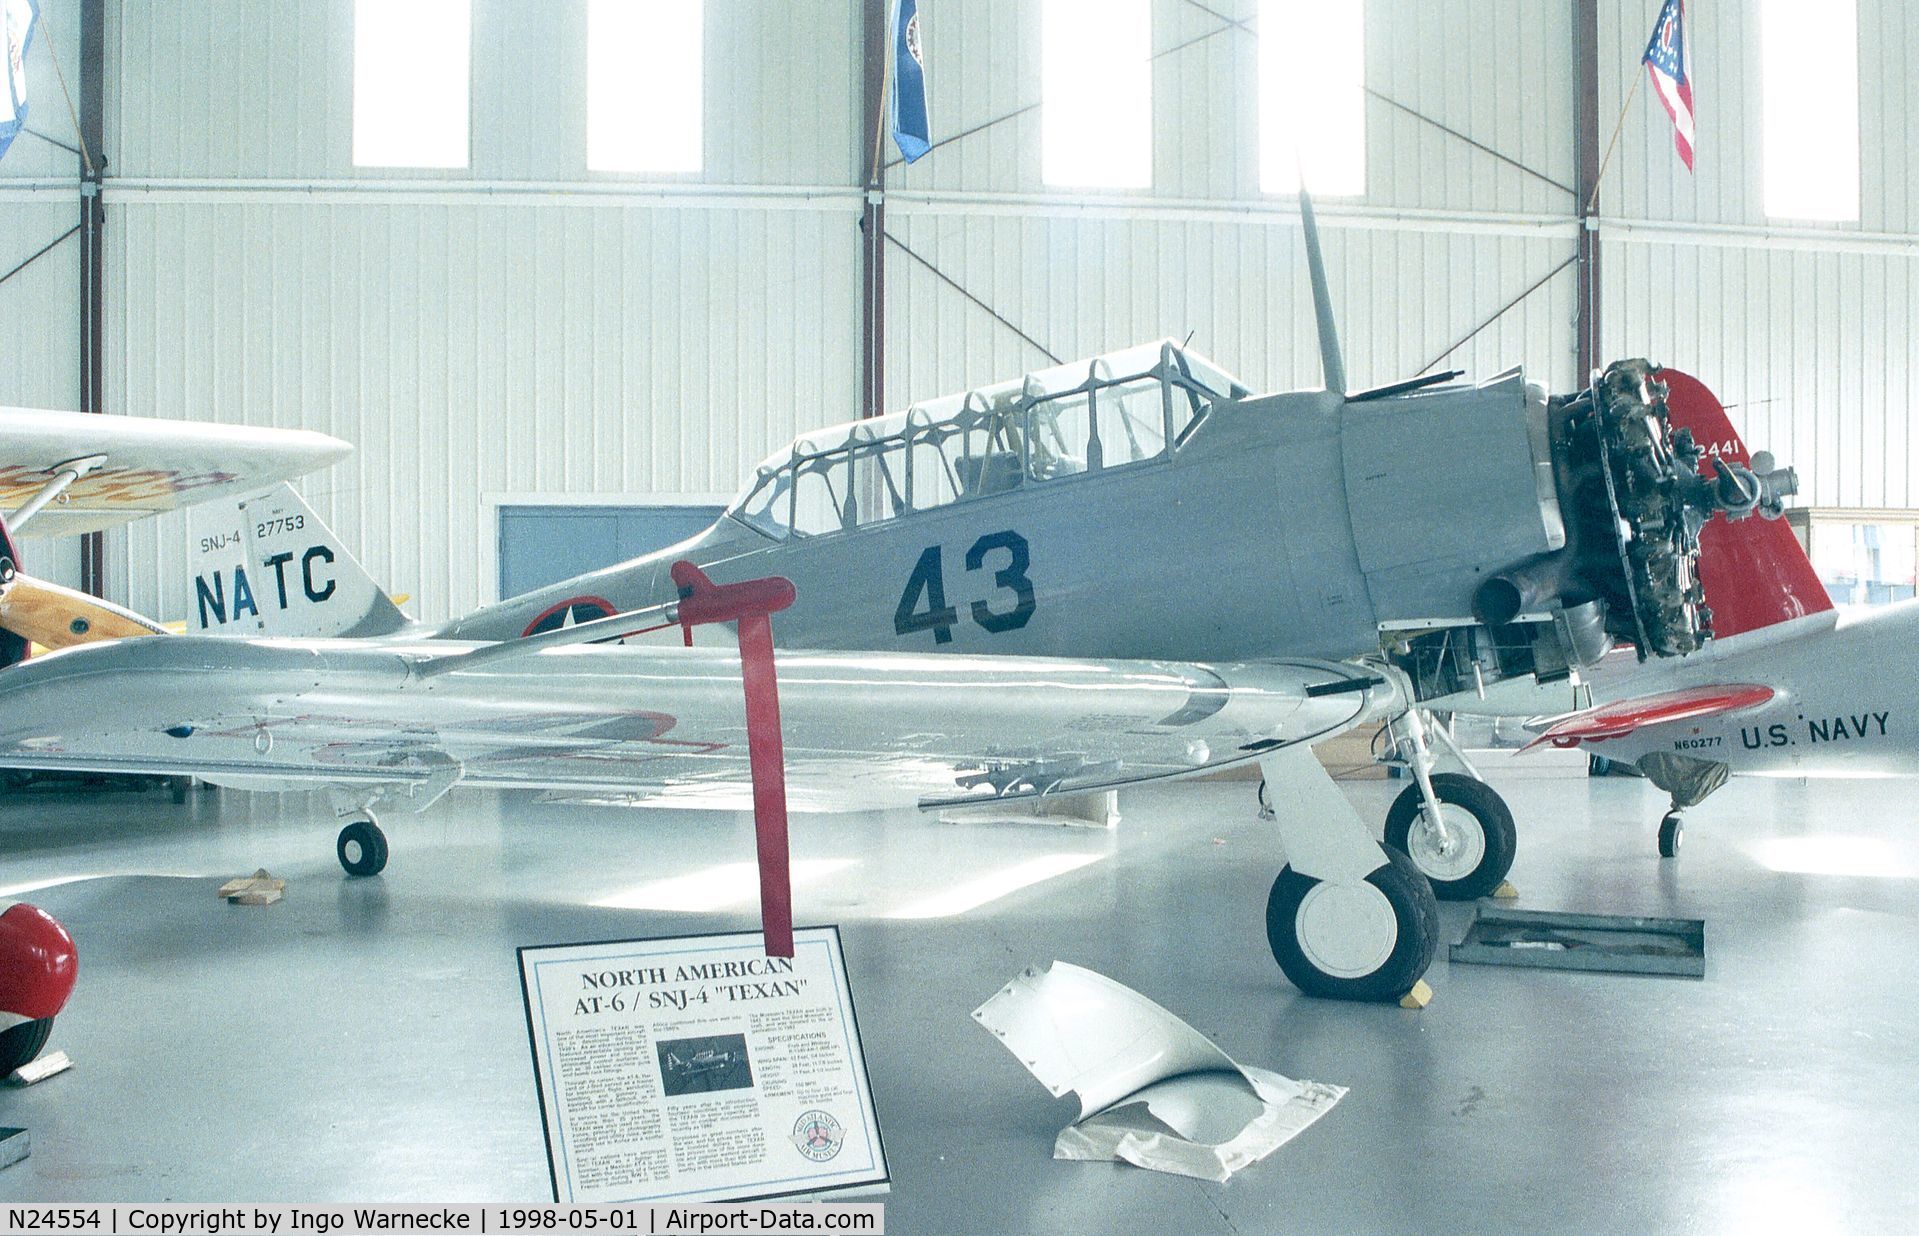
[1573,0,1601,384]
[859,1,887,420]
[78,0,106,595]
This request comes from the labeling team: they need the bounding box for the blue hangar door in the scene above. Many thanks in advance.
[496,504,726,601]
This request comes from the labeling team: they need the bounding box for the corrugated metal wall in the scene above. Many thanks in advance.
[1596,0,1919,511]
[0,1,1910,620]
[0,0,83,410]
[0,0,87,586]
[99,0,862,621]
[884,0,1578,403]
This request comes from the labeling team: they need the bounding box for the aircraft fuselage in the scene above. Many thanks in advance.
[440,360,1564,666]
[1551,603,1919,778]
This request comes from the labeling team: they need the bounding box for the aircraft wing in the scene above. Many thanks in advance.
[0,557,1406,960]
[1521,684,1776,751]
[0,408,351,537]
[0,637,1387,810]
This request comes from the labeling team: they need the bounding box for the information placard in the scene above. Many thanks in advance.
[517,927,889,1204]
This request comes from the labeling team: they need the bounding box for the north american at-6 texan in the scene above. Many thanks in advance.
[0,200,1790,1003]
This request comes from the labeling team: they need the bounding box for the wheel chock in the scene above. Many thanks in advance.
[1492,880,1519,900]
[219,869,285,906]
[7,1052,69,1087]
[0,1127,26,1169]
[1398,980,1434,1009]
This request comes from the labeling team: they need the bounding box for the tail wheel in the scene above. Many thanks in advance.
[1658,812,1683,858]
[1265,844,1439,1002]
[0,1017,53,1076]
[1384,773,1517,901]
[336,817,390,877]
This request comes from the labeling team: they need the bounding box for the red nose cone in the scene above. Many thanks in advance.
[0,902,79,1021]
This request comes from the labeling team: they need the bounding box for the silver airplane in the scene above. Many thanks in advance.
[415,204,1791,907]
[0,200,1789,1003]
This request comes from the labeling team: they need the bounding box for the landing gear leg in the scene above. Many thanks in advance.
[1383,710,1516,900]
[336,813,389,877]
[1634,753,1729,861]
[1257,747,1439,1002]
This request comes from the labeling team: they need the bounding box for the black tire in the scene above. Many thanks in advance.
[1383,773,1517,901]
[1658,813,1683,859]
[1266,843,1439,1002]
[0,1017,53,1076]
[336,819,390,877]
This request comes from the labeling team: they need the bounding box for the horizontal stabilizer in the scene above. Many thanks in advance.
[1523,684,1775,751]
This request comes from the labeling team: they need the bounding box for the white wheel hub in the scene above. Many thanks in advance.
[343,838,364,863]
[1409,803,1486,883]
[1293,879,1399,979]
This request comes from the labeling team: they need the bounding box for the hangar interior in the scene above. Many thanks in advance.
[2,0,1918,1226]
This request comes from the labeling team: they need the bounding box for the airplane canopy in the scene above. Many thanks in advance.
[729,340,1249,540]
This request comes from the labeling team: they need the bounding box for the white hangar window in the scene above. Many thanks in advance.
[352,0,472,169]
[588,0,706,173]
[1041,0,1153,189]
[1760,0,1859,221]
[1259,0,1366,196]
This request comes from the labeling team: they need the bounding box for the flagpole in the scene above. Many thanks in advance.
[1585,69,1643,215]
[868,1,895,186]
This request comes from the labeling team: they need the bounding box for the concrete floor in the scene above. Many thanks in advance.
[1,768,1915,1230]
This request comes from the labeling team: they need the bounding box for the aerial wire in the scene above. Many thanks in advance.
[27,5,97,179]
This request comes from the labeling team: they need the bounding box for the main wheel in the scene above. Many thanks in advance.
[1384,773,1516,901]
[0,1016,53,1076]
[1265,843,1439,1002]
[1658,812,1683,858]
[336,817,390,877]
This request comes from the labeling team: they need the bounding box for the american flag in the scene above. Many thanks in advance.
[1642,0,1695,171]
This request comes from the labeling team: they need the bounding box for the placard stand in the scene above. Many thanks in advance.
[518,926,889,1204]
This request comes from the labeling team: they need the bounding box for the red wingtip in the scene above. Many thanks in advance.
[1660,369,1832,640]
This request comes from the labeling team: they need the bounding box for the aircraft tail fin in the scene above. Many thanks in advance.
[189,484,410,639]
[1660,369,1833,639]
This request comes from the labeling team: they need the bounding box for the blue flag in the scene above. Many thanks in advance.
[890,0,929,163]
[0,0,36,164]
